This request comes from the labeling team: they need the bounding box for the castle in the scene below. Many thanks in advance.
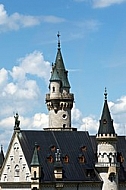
[0,33,126,190]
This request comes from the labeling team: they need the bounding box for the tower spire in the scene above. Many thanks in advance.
[97,89,116,135]
[45,33,75,131]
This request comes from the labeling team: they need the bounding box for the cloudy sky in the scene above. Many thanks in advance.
[0,0,126,152]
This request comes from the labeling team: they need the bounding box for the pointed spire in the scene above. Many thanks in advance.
[30,143,41,166]
[50,32,70,88]
[98,88,116,136]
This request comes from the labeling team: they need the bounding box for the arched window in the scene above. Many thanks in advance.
[63,124,66,128]
[63,155,69,163]
[52,86,55,92]
[13,142,19,152]
[34,171,37,179]
[15,165,19,177]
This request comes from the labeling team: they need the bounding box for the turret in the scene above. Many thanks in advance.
[30,143,42,190]
[95,88,119,190]
[45,33,75,131]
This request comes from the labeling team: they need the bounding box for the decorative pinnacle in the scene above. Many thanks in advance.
[104,87,107,101]
[55,148,61,162]
[57,31,60,50]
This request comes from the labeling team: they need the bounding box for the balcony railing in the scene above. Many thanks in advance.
[46,93,74,101]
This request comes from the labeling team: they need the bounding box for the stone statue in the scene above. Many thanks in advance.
[14,113,20,130]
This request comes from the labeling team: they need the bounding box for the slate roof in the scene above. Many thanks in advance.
[98,98,116,135]
[18,130,101,182]
[50,40,70,89]
[30,143,41,166]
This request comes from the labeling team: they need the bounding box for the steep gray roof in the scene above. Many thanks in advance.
[18,130,101,182]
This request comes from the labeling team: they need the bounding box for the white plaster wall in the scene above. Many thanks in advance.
[1,134,31,182]
[100,172,118,190]
[50,81,60,98]
[49,109,71,128]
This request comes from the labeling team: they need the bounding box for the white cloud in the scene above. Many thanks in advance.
[0,51,51,118]
[18,51,51,83]
[92,0,126,8]
[110,96,126,115]
[0,68,8,87]
[80,116,99,134]
[42,15,65,23]
[0,4,65,32]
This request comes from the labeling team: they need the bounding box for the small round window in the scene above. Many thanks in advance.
[62,114,67,119]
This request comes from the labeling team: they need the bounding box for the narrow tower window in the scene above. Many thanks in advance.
[63,124,66,128]
[34,171,37,179]
[52,87,55,92]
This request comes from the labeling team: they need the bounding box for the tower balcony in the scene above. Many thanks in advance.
[45,93,74,101]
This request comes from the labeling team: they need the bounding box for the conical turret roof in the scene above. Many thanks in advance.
[30,143,41,166]
[50,32,70,88]
[50,65,61,82]
[98,88,116,135]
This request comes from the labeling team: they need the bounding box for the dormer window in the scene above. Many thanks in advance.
[50,145,56,152]
[63,155,69,163]
[78,154,86,163]
[80,145,87,152]
[47,155,54,163]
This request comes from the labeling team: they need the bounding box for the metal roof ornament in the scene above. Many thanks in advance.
[57,31,60,50]
[55,148,61,162]
[104,87,107,101]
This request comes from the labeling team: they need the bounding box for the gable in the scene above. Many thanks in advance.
[0,132,31,182]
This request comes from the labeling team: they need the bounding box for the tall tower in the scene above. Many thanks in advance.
[95,88,119,190]
[45,33,74,131]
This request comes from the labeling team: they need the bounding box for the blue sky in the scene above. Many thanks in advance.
[0,0,126,151]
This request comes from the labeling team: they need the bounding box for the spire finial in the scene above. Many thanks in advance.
[57,31,60,50]
[104,87,107,101]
